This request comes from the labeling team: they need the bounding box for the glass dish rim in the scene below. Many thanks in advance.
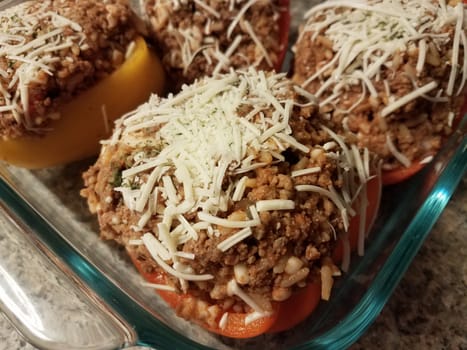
[0,119,465,349]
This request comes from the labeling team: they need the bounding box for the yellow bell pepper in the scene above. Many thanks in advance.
[0,37,165,169]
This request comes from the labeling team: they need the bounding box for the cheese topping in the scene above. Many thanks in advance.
[386,134,411,168]
[217,227,253,252]
[141,281,177,292]
[291,166,321,177]
[218,312,228,330]
[255,199,295,212]
[244,310,273,325]
[226,279,264,313]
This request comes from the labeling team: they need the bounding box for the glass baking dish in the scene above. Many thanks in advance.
[0,1,466,349]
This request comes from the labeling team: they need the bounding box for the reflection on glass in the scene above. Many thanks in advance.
[0,264,44,333]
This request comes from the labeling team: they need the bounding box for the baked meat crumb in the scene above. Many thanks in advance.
[0,0,137,139]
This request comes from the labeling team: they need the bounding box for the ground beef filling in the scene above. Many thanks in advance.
[144,0,281,90]
[292,2,466,170]
[0,0,137,139]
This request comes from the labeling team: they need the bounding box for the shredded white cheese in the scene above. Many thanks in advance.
[291,167,321,177]
[149,248,214,282]
[295,184,350,231]
[198,212,260,229]
[231,176,249,202]
[142,233,172,262]
[128,239,143,246]
[447,3,464,96]
[173,251,196,260]
[386,134,411,168]
[218,312,229,330]
[381,81,438,117]
[141,281,177,292]
[226,279,264,313]
[217,227,253,252]
[419,155,433,164]
[255,200,295,212]
[244,310,272,325]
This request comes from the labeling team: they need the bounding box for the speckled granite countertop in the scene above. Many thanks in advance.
[1,177,465,350]
[351,177,467,350]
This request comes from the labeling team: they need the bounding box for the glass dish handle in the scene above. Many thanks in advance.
[0,203,135,350]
